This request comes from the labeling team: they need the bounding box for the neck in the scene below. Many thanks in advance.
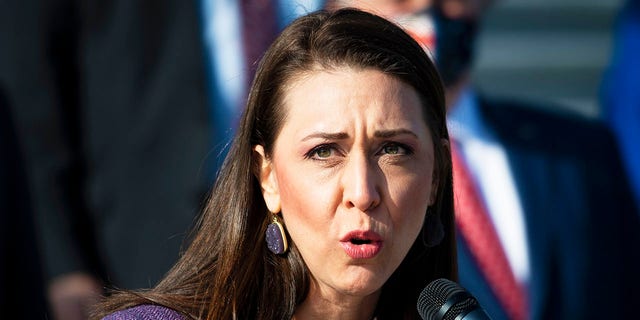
[292,285,380,320]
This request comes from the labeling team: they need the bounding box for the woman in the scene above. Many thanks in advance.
[92,8,455,320]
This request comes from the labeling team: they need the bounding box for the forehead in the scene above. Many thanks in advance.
[278,67,427,134]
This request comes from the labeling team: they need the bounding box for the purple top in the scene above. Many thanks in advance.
[102,304,185,320]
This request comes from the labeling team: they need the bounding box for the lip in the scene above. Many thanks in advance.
[340,230,384,259]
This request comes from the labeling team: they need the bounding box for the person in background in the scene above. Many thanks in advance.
[0,86,48,318]
[91,8,457,320]
[199,0,324,172]
[0,1,211,319]
[328,0,640,319]
[599,0,640,212]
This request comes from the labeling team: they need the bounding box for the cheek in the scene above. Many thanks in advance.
[278,170,321,214]
[274,165,335,233]
[388,170,433,235]
[276,170,340,266]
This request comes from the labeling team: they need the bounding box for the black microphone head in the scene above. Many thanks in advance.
[417,278,482,320]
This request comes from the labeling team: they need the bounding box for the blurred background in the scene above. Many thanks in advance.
[473,0,623,118]
[2,0,636,319]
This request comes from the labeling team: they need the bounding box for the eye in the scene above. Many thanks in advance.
[383,144,401,155]
[379,142,413,156]
[305,144,339,160]
[314,146,332,158]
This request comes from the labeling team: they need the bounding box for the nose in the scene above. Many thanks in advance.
[341,152,381,212]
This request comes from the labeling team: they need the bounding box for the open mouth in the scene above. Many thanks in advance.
[350,237,373,245]
[340,231,383,259]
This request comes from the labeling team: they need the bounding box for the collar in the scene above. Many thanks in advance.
[447,86,497,144]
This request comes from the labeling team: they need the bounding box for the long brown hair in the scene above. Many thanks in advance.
[91,8,455,320]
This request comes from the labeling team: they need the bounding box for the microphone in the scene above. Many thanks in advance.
[417,278,492,320]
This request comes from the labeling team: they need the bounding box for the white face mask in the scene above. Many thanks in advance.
[392,10,438,61]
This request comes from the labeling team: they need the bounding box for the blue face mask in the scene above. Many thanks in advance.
[431,7,478,87]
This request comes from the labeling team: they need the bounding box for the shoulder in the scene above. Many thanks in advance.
[102,304,185,320]
[478,94,616,153]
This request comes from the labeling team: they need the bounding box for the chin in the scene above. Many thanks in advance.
[337,266,390,296]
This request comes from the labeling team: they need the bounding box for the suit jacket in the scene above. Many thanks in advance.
[0,0,211,290]
[0,86,48,318]
[456,95,640,319]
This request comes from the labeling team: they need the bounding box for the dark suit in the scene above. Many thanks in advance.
[0,0,211,294]
[456,95,640,319]
[0,86,49,319]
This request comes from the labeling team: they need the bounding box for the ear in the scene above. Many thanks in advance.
[429,138,450,206]
[253,145,281,213]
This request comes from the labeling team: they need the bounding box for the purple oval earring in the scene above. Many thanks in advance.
[266,214,288,254]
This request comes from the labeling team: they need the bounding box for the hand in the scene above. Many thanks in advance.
[48,272,103,320]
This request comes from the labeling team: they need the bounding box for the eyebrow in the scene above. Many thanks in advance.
[301,129,417,141]
[374,128,418,139]
[301,132,349,141]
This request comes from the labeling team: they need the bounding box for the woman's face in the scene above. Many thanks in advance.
[256,68,436,303]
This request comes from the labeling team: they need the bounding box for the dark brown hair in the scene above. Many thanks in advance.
[91,8,455,320]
